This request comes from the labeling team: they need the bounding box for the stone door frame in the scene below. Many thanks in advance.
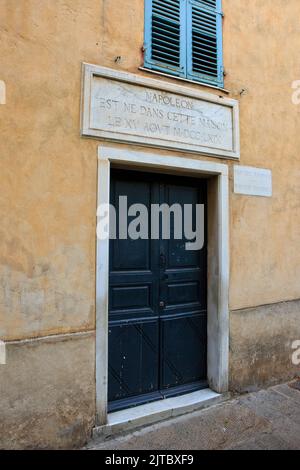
[96,145,229,425]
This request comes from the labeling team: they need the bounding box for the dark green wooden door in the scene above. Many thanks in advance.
[108,169,207,412]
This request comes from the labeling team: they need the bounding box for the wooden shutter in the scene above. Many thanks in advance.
[187,0,223,86]
[144,0,186,77]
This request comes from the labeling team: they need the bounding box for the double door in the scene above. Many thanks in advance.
[108,169,207,411]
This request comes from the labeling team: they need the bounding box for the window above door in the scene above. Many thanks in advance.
[144,0,224,88]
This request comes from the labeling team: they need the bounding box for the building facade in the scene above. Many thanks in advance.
[0,0,300,449]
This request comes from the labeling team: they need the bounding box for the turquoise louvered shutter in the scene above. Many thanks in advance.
[144,0,223,87]
[187,0,223,86]
[144,0,186,77]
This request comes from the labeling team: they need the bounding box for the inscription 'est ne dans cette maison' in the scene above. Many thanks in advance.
[95,89,229,145]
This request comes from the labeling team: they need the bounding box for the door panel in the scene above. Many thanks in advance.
[167,281,200,306]
[108,169,207,411]
[110,179,152,272]
[108,320,159,402]
[160,313,207,390]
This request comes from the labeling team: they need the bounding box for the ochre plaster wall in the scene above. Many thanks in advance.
[1,1,300,342]
[0,0,300,448]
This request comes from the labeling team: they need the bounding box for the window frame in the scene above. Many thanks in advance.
[144,0,224,88]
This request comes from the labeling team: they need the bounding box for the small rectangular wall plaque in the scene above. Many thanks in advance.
[81,64,240,159]
[234,165,272,197]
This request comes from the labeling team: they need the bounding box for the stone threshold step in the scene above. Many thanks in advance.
[93,388,228,440]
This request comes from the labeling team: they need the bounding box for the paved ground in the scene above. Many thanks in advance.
[86,381,300,450]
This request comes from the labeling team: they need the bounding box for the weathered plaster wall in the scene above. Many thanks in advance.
[225,0,300,309]
[0,332,95,449]
[0,0,300,448]
[0,0,103,340]
[1,0,299,337]
[224,0,300,390]
[0,0,103,448]
[230,299,300,392]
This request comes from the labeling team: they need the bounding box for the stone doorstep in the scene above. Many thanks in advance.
[92,389,229,441]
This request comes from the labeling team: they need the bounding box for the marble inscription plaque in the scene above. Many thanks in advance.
[234,166,272,197]
[82,65,240,158]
